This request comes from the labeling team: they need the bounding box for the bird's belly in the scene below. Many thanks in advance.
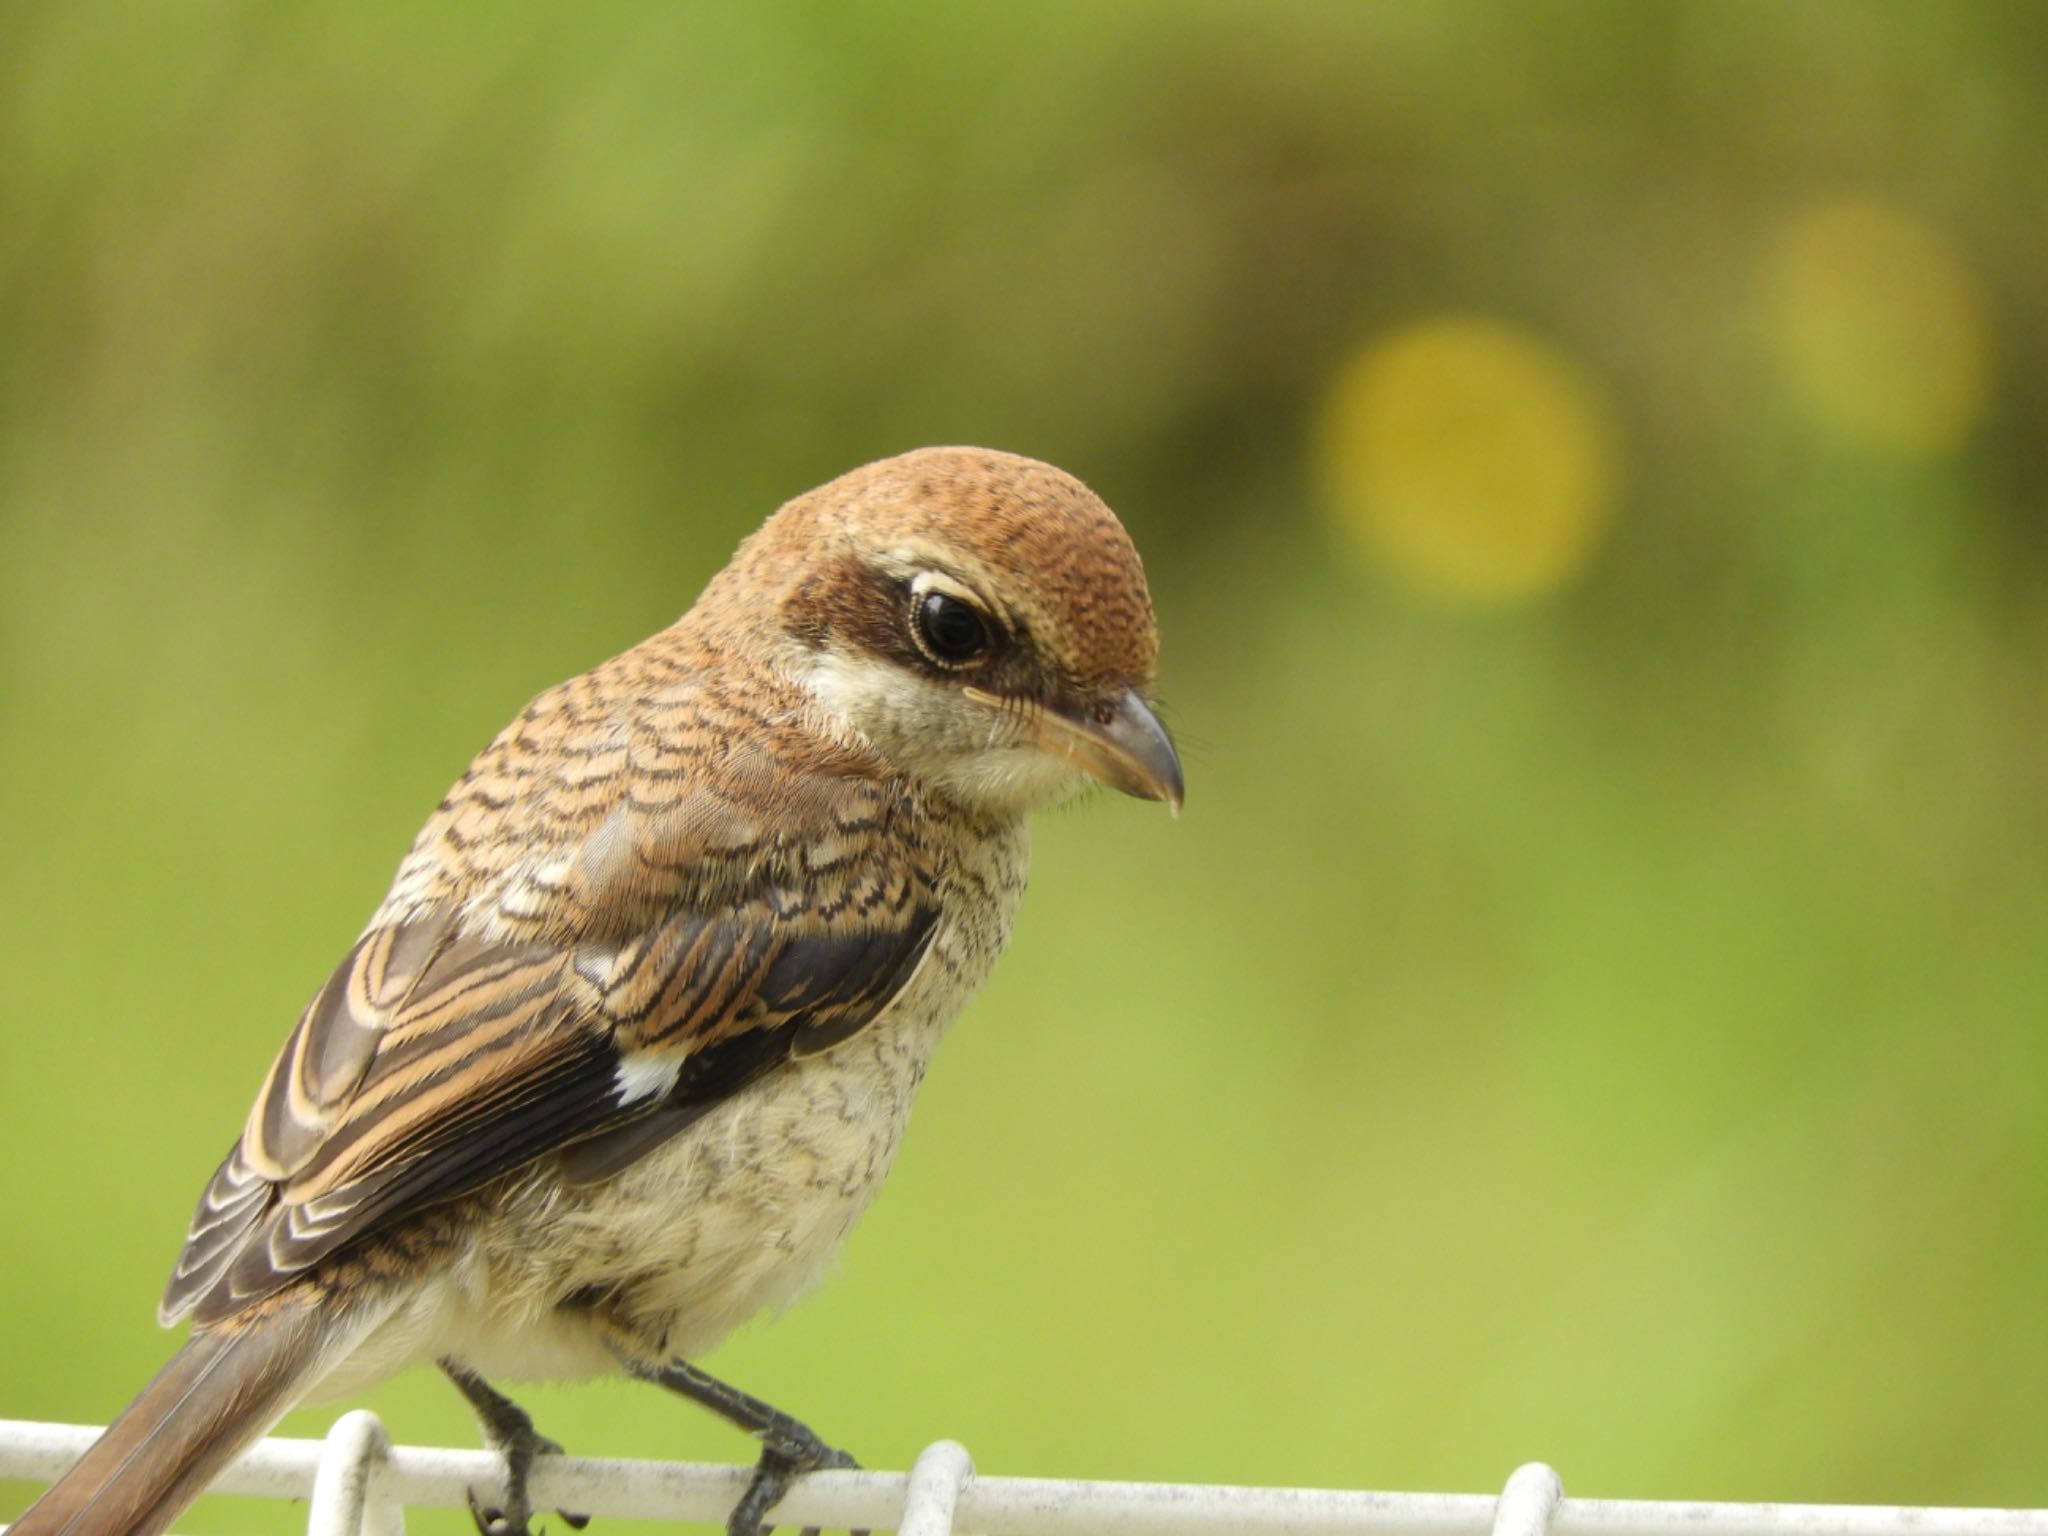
[536,1019,934,1363]
[324,1009,942,1394]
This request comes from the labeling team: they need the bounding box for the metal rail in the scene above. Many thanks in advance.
[5,1416,2046,1536]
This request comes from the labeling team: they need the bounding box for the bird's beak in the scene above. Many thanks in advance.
[971,686,1184,815]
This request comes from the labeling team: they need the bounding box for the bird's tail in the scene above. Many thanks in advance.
[9,1293,341,1536]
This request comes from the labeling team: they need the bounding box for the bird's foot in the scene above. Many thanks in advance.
[464,1423,590,1536]
[610,1353,860,1536]
[727,1435,860,1536]
[442,1359,590,1536]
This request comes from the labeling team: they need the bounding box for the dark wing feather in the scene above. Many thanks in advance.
[556,914,938,1185]
[167,884,938,1328]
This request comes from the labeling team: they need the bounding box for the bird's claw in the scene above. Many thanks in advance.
[463,1430,589,1536]
[726,1440,861,1536]
[464,1483,530,1536]
[463,1484,591,1536]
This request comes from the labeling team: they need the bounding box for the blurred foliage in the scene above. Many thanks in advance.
[3,3,2047,1532]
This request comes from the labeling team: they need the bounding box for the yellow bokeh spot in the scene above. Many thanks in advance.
[1770,199,1991,456]
[1318,317,1618,605]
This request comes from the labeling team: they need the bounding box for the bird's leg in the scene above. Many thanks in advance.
[439,1359,591,1536]
[624,1358,859,1536]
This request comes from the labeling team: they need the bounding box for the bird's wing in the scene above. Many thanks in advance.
[162,768,938,1329]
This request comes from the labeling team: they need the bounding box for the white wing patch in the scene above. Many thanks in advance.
[613,1052,684,1106]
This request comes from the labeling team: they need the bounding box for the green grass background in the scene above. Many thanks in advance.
[3,5,2046,1533]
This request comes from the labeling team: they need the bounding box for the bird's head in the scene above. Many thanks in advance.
[714,446,1181,818]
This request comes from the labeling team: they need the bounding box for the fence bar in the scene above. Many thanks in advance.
[7,1420,2048,1536]
[899,1440,974,1536]
[306,1411,401,1536]
[1493,1465,1565,1536]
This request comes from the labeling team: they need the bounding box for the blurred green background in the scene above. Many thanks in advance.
[4,3,2047,1532]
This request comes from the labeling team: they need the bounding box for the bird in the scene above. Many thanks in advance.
[10,445,1182,1536]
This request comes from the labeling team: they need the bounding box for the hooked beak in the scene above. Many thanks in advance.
[968,686,1184,815]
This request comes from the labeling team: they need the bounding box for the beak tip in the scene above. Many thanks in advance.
[1021,687,1185,816]
[1123,697,1184,818]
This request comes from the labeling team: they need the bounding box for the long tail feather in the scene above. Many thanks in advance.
[9,1296,336,1536]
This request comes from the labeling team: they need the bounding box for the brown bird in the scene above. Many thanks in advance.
[12,446,1181,1536]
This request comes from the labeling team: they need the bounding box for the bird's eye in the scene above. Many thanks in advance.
[913,590,993,667]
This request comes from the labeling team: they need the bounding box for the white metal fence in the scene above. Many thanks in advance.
[5,1416,2047,1536]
